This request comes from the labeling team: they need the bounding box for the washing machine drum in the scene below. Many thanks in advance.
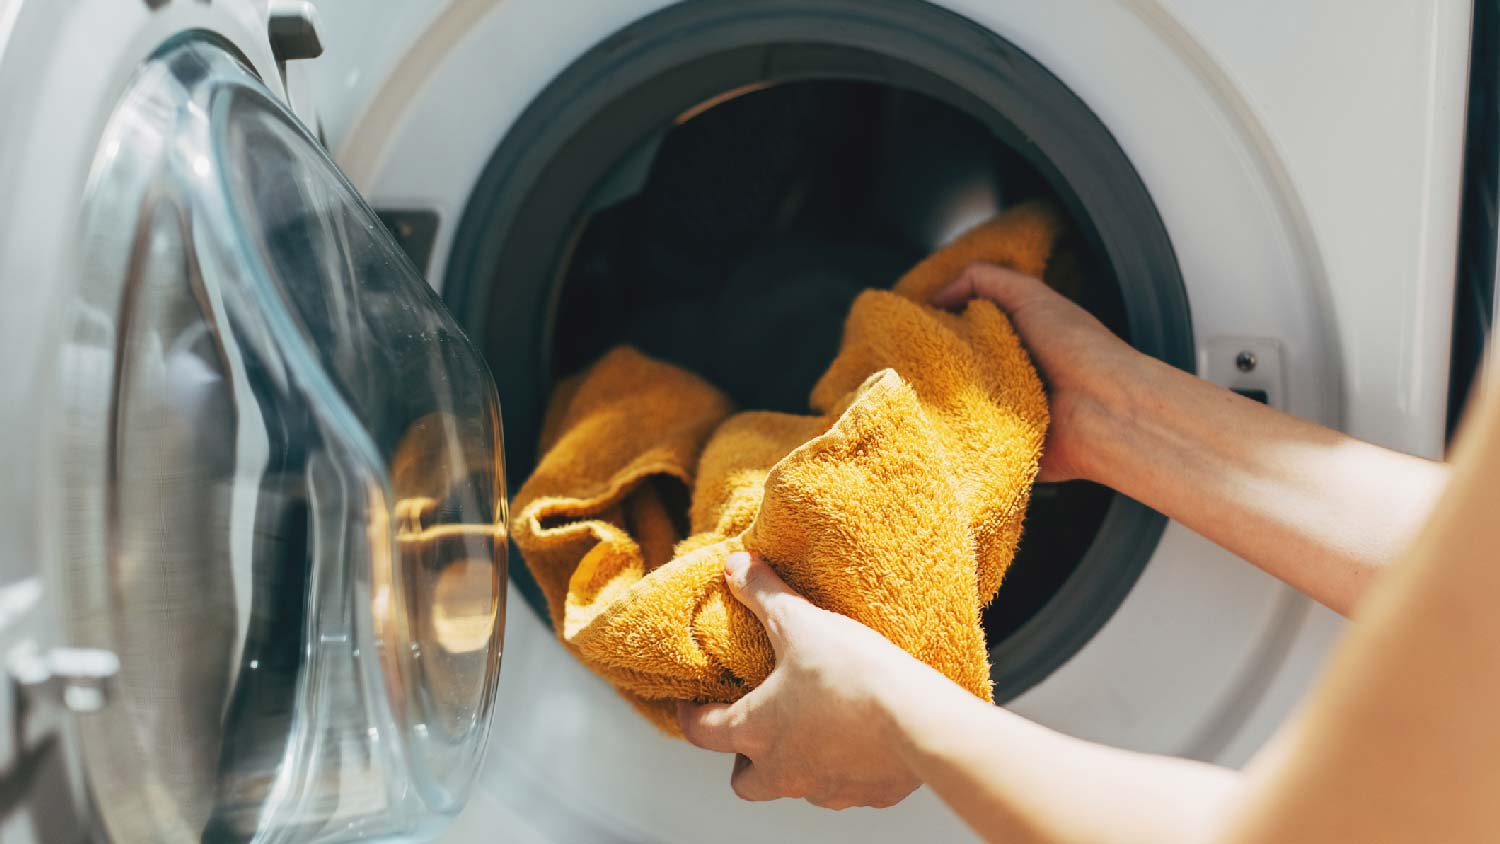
[53,41,505,843]
[435,1,1195,706]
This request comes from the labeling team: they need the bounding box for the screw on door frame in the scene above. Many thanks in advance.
[1235,350,1258,373]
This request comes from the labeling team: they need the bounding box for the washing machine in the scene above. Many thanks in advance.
[0,0,1486,842]
[307,1,1477,841]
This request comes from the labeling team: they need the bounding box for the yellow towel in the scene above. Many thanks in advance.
[512,202,1059,733]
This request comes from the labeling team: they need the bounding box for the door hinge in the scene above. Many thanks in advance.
[0,579,119,769]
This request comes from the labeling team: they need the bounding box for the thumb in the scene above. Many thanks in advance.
[724,551,808,652]
[929,263,1033,312]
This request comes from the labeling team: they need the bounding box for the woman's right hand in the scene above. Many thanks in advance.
[936,262,1450,618]
[931,263,1147,483]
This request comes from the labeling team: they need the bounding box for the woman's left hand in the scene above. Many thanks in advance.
[677,551,950,810]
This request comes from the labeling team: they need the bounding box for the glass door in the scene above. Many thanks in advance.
[55,39,506,843]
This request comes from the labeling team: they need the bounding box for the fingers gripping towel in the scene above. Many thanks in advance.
[512,202,1059,733]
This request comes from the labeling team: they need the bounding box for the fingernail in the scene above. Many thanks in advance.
[724,551,750,580]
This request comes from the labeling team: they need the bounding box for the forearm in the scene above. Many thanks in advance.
[882,673,1240,844]
[1076,354,1448,615]
[1222,374,1500,843]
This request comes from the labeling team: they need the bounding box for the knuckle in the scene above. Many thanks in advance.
[871,781,917,809]
[810,795,846,811]
[678,705,714,739]
[759,601,793,637]
[962,260,1001,281]
[680,717,710,747]
[723,706,747,731]
[741,561,775,594]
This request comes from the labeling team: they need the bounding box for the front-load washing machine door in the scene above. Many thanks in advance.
[49,38,506,843]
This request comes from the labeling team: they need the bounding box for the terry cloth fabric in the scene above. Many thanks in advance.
[512,202,1060,733]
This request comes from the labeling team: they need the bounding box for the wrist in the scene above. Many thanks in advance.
[876,662,984,776]
[1066,348,1171,487]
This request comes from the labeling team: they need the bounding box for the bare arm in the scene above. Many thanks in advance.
[933,265,1448,615]
[1222,368,1500,842]
[683,401,1500,840]
[885,667,1241,843]
[677,266,1496,840]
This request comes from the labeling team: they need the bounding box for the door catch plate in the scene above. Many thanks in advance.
[1199,337,1287,409]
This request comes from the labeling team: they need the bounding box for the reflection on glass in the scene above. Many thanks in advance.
[60,41,505,844]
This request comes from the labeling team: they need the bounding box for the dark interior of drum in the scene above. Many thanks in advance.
[548,81,1122,652]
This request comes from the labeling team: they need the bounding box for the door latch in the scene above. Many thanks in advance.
[269,0,324,62]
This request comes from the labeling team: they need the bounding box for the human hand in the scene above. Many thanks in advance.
[931,263,1148,482]
[677,552,957,810]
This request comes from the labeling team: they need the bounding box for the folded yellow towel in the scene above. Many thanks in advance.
[512,202,1059,733]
